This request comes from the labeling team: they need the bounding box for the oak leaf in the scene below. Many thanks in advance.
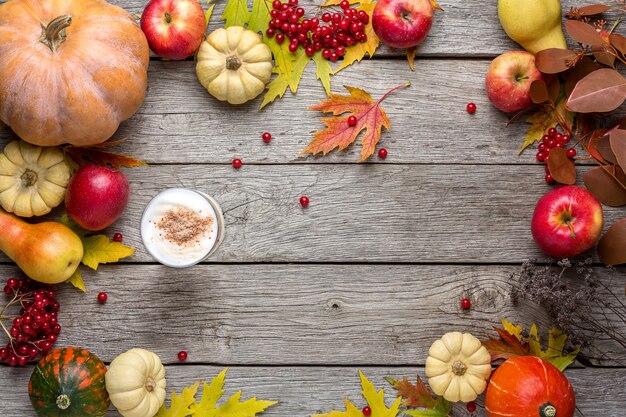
[302,83,409,162]
[313,371,402,417]
[386,377,451,417]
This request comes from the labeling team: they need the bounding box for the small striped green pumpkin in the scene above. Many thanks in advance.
[29,347,110,417]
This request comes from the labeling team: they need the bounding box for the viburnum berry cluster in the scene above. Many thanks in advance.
[0,277,61,366]
[267,0,370,61]
[535,127,577,184]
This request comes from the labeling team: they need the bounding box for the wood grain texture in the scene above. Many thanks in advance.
[0,59,594,165]
[0,365,624,417]
[1,164,618,263]
[0,264,622,365]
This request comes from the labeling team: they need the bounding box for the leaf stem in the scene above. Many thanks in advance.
[376,82,411,105]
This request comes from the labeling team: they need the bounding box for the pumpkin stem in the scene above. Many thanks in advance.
[451,360,467,376]
[226,55,242,71]
[145,377,156,392]
[539,403,557,417]
[39,15,72,52]
[21,169,38,187]
[56,394,71,410]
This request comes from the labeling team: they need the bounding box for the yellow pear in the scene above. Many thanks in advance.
[0,209,83,284]
[498,0,567,54]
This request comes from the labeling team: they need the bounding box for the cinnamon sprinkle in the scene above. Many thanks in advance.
[153,206,213,247]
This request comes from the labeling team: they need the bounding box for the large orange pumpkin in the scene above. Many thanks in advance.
[485,356,575,417]
[0,0,149,146]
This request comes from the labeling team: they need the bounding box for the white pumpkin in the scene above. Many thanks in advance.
[196,26,273,105]
[425,332,492,402]
[105,348,166,417]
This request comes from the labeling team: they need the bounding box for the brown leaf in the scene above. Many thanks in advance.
[598,219,626,265]
[565,57,601,96]
[609,33,626,55]
[610,128,626,169]
[483,327,530,362]
[596,132,618,164]
[535,48,578,74]
[565,20,604,46]
[547,147,577,184]
[65,146,147,169]
[548,78,560,104]
[583,166,626,206]
[566,68,626,113]
[530,79,550,104]
[577,4,612,16]
[594,49,615,67]
[407,47,416,71]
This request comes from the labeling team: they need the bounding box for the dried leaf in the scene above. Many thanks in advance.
[594,48,615,68]
[576,4,612,16]
[610,128,626,169]
[586,130,614,164]
[598,218,626,265]
[483,325,530,362]
[303,84,409,162]
[584,166,626,206]
[65,145,147,169]
[565,57,601,96]
[547,78,560,104]
[334,1,380,73]
[386,377,451,416]
[547,147,577,184]
[407,47,416,71]
[65,269,86,292]
[535,48,578,74]
[565,20,604,46]
[81,235,135,271]
[313,371,402,417]
[566,68,626,113]
[530,79,550,104]
[609,33,626,55]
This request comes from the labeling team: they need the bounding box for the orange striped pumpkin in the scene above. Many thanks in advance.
[485,356,575,417]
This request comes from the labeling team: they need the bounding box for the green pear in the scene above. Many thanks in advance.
[0,209,83,284]
[498,0,567,54]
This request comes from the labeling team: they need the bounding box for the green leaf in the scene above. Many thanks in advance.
[289,48,310,93]
[156,381,200,417]
[81,235,135,271]
[205,4,215,27]
[221,0,250,28]
[247,0,271,34]
[260,74,291,109]
[65,269,86,292]
[404,402,451,417]
[528,325,579,371]
[313,52,333,95]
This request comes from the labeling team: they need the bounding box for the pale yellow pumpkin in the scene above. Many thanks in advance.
[0,0,150,146]
[0,141,70,217]
[425,332,492,402]
[196,26,273,105]
[105,348,166,417]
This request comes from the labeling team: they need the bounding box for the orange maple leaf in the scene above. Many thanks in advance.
[483,326,530,362]
[302,83,410,162]
[386,376,437,408]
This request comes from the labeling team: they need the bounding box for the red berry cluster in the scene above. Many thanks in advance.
[536,127,576,184]
[1,277,61,366]
[267,0,370,62]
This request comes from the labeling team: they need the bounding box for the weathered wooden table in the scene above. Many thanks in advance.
[1,0,625,415]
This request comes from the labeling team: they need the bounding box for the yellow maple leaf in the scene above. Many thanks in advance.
[520,98,574,153]
[303,83,409,162]
[156,381,200,417]
[221,0,250,28]
[65,269,86,292]
[81,235,135,271]
[500,318,524,341]
[314,371,402,417]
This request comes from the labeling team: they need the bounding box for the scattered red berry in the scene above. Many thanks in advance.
[378,148,388,159]
[177,351,188,361]
[362,406,372,416]
[97,292,108,303]
[467,401,477,412]
[460,298,471,310]
[232,158,242,169]
[567,148,577,159]
[300,195,310,208]
[347,115,357,126]
[113,232,123,242]
[262,132,272,143]
[466,102,477,114]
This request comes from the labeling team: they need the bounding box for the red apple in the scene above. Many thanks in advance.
[531,185,603,258]
[372,0,434,49]
[65,164,130,231]
[140,0,206,60]
[485,51,544,113]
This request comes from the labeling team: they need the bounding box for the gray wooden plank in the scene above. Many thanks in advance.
[0,164,615,264]
[0,59,588,165]
[0,365,624,416]
[0,264,622,365]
